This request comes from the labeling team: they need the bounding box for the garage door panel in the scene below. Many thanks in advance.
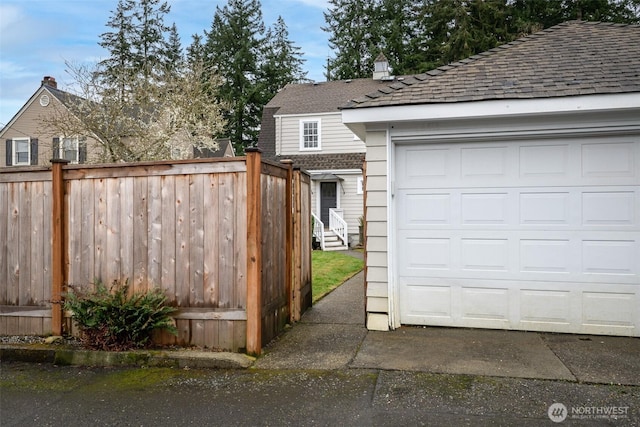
[582,240,637,276]
[400,278,638,334]
[400,187,637,231]
[519,239,573,273]
[460,145,510,179]
[582,142,637,178]
[520,289,572,325]
[399,230,639,284]
[401,283,452,320]
[461,287,509,322]
[461,193,510,224]
[520,192,574,225]
[395,139,640,336]
[519,144,571,178]
[460,238,510,272]
[582,191,637,226]
[583,292,637,329]
[403,193,452,225]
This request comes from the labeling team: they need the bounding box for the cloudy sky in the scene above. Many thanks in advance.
[0,0,331,127]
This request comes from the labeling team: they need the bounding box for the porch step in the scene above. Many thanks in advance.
[323,231,348,251]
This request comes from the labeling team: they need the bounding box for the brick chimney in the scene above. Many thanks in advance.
[41,76,57,89]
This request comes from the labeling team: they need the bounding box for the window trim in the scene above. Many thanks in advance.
[299,118,321,151]
[12,137,31,166]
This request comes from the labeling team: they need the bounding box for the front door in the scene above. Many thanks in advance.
[320,182,337,225]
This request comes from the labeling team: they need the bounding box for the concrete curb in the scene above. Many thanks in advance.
[0,344,255,370]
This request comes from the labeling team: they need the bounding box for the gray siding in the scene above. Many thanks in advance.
[364,130,390,330]
[277,113,366,156]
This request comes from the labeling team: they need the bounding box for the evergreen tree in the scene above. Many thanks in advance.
[165,23,184,77]
[511,0,640,33]
[128,0,172,80]
[203,0,266,154]
[323,0,380,80]
[186,34,206,67]
[262,16,308,95]
[418,0,515,70]
[98,0,135,100]
[98,0,172,93]
[377,0,421,75]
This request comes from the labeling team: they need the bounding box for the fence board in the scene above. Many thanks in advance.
[7,184,20,305]
[42,181,52,304]
[133,177,148,292]
[161,176,176,301]
[68,179,83,287]
[79,179,94,287]
[218,172,235,309]
[18,183,32,306]
[106,177,122,284]
[30,181,45,305]
[119,177,134,287]
[204,174,219,307]
[175,175,190,307]
[94,178,107,282]
[147,176,162,289]
[189,174,205,307]
[234,173,247,309]
[0,184,7,305]
[63,159,246,180]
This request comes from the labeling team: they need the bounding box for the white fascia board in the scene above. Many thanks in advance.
[308,169,362,175]
[273,111,340,119]
[342,93,640,127]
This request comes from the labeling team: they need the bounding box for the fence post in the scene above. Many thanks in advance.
[51,159,69,336]
[291,168,302,322]
[245,148,262,355]
[280,159,294,322]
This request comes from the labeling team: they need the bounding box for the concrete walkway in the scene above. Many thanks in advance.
[256,268,640,387]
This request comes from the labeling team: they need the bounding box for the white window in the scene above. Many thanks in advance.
[356,176,364,195]
[60,137,79,163]
[300,119,321,150]
[54,136,85,164]
[13,138,31,165]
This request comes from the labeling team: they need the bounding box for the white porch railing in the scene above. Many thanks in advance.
[311,212,325,250]
[329,208,348,246]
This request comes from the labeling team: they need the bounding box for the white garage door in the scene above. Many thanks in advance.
[395,137,640,336]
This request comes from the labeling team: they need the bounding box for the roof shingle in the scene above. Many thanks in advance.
[344,21,640,109]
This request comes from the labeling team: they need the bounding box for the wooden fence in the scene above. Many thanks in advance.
[0,149,311,354]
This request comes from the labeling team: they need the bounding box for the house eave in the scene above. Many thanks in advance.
[342,93,640,133]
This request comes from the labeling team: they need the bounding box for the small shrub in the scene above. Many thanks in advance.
[63,279,177,351]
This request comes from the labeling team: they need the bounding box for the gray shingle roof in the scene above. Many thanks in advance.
[266,78,400,115]
[345,21,640,109]
[269,152,365,171]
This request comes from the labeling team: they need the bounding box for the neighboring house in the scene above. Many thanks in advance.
[342,21,640,336]
[194,138,235,158]
[1,77,101,167]
[258,61,397,249]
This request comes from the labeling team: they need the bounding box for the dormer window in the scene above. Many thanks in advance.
[300,119,321,151]
[373,52,391,80]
